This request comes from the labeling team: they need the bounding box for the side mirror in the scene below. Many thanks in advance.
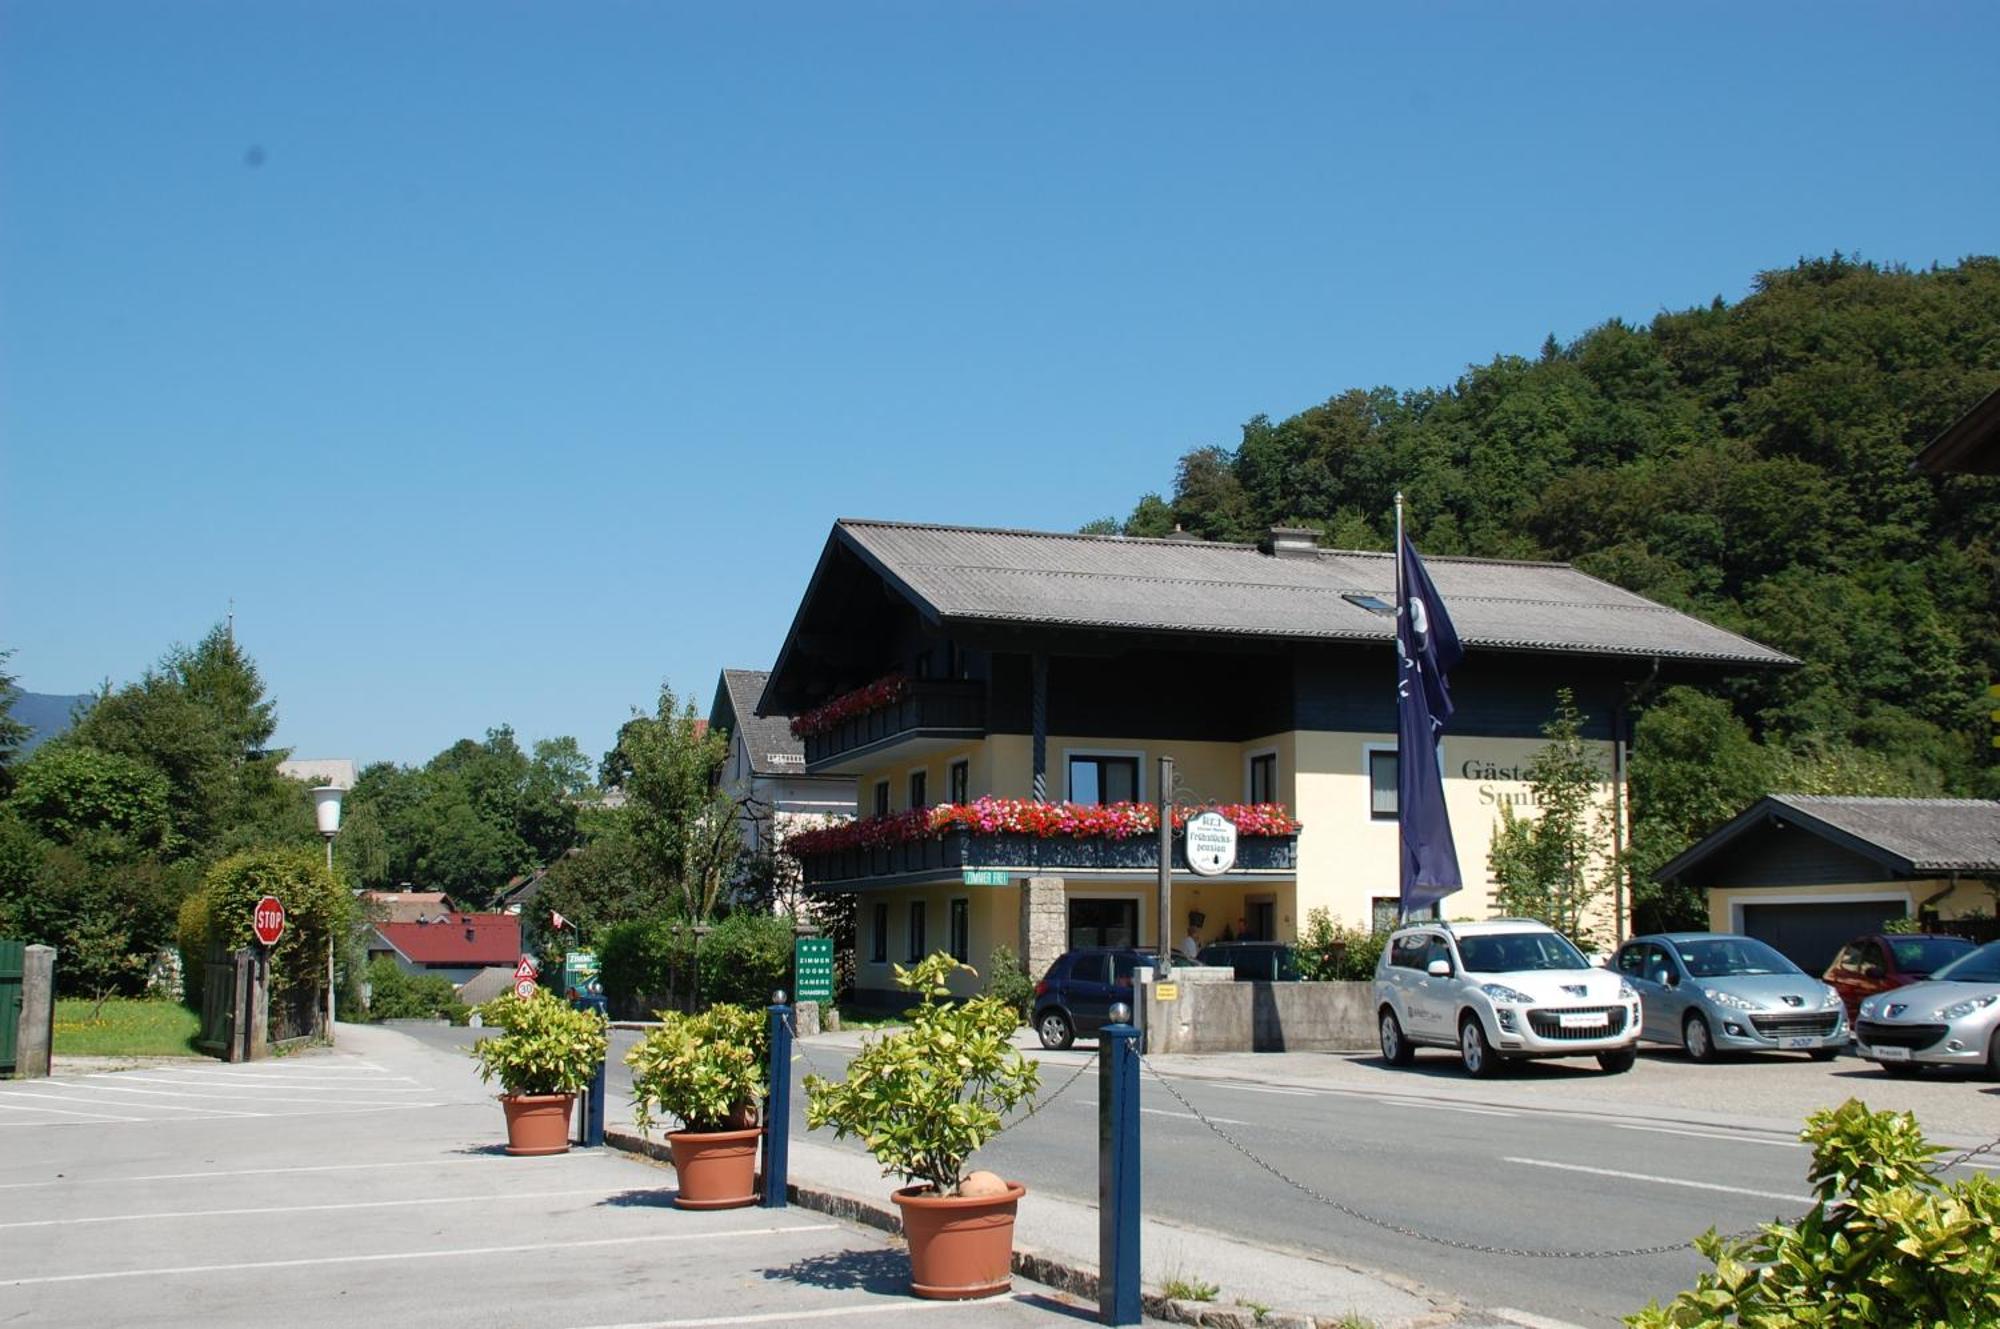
[1860,963,1884,980]
[1426,959,1451,978]
[1663,971,1679,988]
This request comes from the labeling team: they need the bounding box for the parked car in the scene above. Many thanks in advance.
[1853,939,2000,1078]
[1032,947,1159,1049]
[1374,919,1640,1077]
[1823,933,1978,1021]
[1611,933,1847,1062]
[1195,941,1299,981]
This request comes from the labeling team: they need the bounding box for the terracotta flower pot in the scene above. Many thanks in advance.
[892,1181,1026,1299]
[500,1092,574,1156]
[667,1126,762,1210]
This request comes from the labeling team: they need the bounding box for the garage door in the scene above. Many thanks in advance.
[1741,900,1904,974]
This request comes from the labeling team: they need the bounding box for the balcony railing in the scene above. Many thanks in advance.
[801,679,986,769]
[800,825,1298,888]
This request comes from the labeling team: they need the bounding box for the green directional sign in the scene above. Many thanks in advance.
[962,869,1011,886]
[794,937,834,1005]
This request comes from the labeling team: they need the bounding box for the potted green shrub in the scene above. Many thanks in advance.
[626,1003,770,1209]
[805,953,1040,1299]
[471,987,608,1156]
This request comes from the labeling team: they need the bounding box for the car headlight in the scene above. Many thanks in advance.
[1480,982,1535,1005]
[1937,994,1999,1021]
[1617,980,1638,1001]
[1821,987,1841,1008]
[1858,996,1880,1019]
[1704,988,1760,1011]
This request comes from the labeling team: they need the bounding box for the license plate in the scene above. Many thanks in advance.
[1874,1045,1911,1061]
[1559,1013,1608,1029]
[1780,1036,1818,1049]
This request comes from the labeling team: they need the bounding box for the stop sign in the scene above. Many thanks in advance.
[252,895,286,947]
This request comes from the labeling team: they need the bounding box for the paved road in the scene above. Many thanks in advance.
[0,1027,1095,1329]
[404,1022,2000,1329]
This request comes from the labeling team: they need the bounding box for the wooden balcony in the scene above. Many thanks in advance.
[801,680,986,771]
[800,825,1299,888]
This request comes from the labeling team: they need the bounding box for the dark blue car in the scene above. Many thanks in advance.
[1032,947,1158,1049]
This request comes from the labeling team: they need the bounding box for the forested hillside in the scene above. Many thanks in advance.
[1098,255,2000,927]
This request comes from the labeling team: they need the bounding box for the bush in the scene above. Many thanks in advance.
[189,848,353,1002]
[1294,908,1385,981]
[626,1003,768,1135]
[364,956,468,1024]
[697,911,794,1009]
[471,987,607,1096]
[598,915,697,1015]
[1629,1099,2000,1327]
[983,944,1034,1019]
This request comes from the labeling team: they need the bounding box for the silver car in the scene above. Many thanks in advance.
[1612,933,1847,1061]
[1854,939,2000,1078]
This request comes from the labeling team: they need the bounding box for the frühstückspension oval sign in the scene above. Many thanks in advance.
[1185,811,1238,876]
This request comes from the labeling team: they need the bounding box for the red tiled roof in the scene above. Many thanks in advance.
[373,915,521,967]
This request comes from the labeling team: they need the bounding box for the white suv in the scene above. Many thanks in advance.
[1373,919,1641,1076]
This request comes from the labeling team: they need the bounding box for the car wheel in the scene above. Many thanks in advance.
[1807,1047,1839,1063]
[1597,1046,1636,1074]
[1459,1015,1501,1078]
[1379,1009,1414,1066]
[1036,1009,1074,1051]
[1682,1013,1716,1063]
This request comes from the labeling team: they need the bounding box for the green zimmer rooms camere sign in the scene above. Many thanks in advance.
[794,937,834,1005]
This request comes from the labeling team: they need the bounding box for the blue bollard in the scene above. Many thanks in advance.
[1099,1005,1141,1325]
[574,993,608,1148]
[763,992,792,1209]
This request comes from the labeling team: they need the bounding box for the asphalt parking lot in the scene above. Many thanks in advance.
[0,1028,1095,1329]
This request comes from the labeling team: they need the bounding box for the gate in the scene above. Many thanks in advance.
[196,942,242,1059]
[0,939,22,1074]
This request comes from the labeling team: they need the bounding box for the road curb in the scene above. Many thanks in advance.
[603,1126,1437,1329]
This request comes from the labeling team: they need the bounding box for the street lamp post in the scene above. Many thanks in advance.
[311,785,347,1043]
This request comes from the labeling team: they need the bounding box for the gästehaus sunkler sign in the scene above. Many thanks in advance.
[1185,810,1238,876]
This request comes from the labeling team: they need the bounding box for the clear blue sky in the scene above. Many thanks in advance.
[4,3,1995,768]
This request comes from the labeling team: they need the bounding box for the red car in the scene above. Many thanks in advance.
[1823,933,1977,1020]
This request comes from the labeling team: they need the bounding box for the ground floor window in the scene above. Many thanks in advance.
[871,902,889,962]
[907,900,927,961]
[1371,896,1399,934]
[949,897,969,961]
[1069,897,1138,948]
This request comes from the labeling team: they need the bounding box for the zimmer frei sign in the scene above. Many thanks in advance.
[1184,811,1238,876]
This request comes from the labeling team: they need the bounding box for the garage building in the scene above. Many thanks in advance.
[1655,794,2000,972]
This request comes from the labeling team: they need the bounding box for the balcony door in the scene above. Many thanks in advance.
[1069,897,1138,949]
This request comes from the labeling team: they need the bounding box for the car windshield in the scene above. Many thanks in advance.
[1930,941,2000,984]
[1887,936,1976,974]
[1676,937,1799,978]
[1456,932,1589,973]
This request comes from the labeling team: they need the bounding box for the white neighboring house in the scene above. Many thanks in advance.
[277,757,357,789]
[708,669,856,904]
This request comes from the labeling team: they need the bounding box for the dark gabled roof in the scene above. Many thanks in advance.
[1656,794,2000,884]
[710,668,811,777]
[787,518,1792,667]
[1915,384,2000,475]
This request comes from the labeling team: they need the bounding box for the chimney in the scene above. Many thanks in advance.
[1265,526,1321,559]
[465,927,475,943]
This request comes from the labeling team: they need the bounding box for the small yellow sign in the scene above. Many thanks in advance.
[1154,982,1180,1001]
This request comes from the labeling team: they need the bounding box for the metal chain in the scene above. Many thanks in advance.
[1931,1132,2000,1173]
[1138,1057,1786,1260]
[994,1048,1098,1136]
[781,1013,832,1080]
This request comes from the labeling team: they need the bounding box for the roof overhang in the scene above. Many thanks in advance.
[1653,796,1916,885]
[1915,386,2000,475]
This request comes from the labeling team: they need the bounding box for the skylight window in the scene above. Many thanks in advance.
[1343,593,1395,615]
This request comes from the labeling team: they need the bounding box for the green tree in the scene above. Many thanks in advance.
[7,743,174,852]
[0,649,30,795]
[1487,690,1618,945]
[1627,688,1775,931]
[613,685,740,922]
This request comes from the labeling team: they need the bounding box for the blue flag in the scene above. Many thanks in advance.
[1397,531,1463,918]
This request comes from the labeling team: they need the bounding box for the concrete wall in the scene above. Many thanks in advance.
[1140,977,1377,1054]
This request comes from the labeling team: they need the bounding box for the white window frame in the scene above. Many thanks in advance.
[1063,747,1147,804]
[1244,746,1279,803]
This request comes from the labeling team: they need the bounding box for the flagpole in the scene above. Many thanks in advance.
[1394,491,1405,922]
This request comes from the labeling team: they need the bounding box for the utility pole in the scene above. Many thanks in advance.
[1156,755,1174,984]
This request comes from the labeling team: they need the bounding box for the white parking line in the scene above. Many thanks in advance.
[0,1186,628,1230]
[0,1226,838,1287]
[1613,1123,1803,1148]
[65,1076,427,1107]
[1207,1082,1315,1096]
[4,1087,261,1117]
[1139,1106,1250,1126]
[0,1153,611,1190]
[1382,1099,1518,1118]
[0,1099,142,1122]
[1503,1157,1809,1203]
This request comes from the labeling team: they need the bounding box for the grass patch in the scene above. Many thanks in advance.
[831,1000,912,1030]
[1162,1273,1219,1302]
[53,998,201,1058]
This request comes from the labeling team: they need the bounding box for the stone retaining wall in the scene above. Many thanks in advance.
[1140,978,1376,1054]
